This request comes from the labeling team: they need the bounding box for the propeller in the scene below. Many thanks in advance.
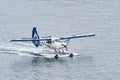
[65,46,68,51]
[61,43,69,51]
[64,39,70,45]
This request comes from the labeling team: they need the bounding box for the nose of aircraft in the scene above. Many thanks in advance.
[61,43,67,47]
[61,43,68,51]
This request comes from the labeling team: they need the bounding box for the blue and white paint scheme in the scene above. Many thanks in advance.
[10,27,95,59]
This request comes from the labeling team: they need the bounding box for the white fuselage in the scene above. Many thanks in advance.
[42,40,67,51]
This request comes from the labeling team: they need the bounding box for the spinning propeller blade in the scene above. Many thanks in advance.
[65,46,68,51]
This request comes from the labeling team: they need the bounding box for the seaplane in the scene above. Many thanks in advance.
[10,27,95,59]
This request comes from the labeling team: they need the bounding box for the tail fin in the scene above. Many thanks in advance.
[32,27,40,47]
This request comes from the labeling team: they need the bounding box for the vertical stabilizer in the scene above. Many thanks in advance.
[32,27,40,47]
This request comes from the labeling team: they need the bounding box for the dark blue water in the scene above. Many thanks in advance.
[0,0,120,80]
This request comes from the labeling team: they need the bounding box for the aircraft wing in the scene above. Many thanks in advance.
[10,38,51,42]
[10,34,95,42]
[60,34,95,40]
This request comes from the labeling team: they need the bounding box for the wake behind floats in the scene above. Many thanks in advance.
[10,27,95,59]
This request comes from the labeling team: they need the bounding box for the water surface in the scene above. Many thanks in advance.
[0,0,120,80]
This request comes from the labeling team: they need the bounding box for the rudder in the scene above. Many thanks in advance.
[32,27,40,47]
